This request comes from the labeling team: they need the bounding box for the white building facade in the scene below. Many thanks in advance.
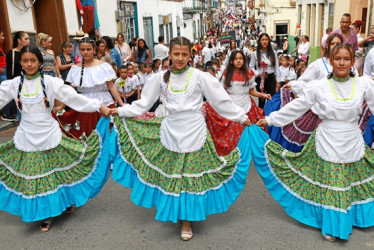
[1,0,203,55]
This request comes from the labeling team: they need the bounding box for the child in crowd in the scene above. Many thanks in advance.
[194,50,203,66]
[161,57,170,73]
[143,63,154,83]
[196,64,205,71]
[115,65,137,104]
[296,64,307,79]
[206,66,216,77]
[279,55,296,86]
[127,62,140,101]
[152,58,161,73]
[289,56,296,70]
[133,63,144,100]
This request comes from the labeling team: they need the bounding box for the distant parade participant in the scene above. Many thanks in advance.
[206,50,269,156]
[249,33,280,109]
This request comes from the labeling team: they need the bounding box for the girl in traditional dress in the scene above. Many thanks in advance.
[255,43,374,241]
[205,50,270,156]
[56,38,124,138]
[249,33,280,109]
[0,46,112,232]
[265,34,371,152]
[109,37,253,241]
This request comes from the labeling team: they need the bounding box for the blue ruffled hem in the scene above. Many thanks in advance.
[264,92,304,152]
[0,117,111,222]
[110,124,254,223]
[250,126,374,240]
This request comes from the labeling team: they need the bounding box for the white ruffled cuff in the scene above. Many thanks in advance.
[265,116,272,126]
[239,114,248,124]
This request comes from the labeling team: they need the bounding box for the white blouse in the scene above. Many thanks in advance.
[266,77,374,163]
[290,57,331,96]
[118,68,248,153]
[221,75,256,113]
[67,62,116,106]
[0,76,102,152]
[249,50,280,82]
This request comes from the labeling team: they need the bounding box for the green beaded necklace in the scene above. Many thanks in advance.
[332,75,350,82]
[25,72,41,80]
[170,65,190,74]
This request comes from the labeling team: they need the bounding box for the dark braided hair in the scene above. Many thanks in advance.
[327,43,356,79]
[78,37,96,87]
[163,36,192,83]
[18,46,50,110]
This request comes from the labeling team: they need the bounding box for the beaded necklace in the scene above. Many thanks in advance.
[25,72,41,80]
[332,75,350,82]
[328,76,356,101]
[169,68,194,93]
[170,65,189,74]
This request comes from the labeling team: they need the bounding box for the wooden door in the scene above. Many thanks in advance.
[33,0,69,55]
[0,0,12,51]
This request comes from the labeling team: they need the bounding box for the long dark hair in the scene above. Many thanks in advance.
[13,31,28,49]
[221,50,251,88]
[163,36,192,83]
[256,33,275,67]
[102,36,114,49]
[18,46,50,110]
[78,38,96,87]
[137,38,149,57]
[324,33,343,59]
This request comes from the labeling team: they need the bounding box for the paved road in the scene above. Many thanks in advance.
[0,125,374,250]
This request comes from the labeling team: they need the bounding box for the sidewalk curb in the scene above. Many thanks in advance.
[0,121,18,132]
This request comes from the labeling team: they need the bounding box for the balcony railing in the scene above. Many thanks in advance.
[183,0,207,13]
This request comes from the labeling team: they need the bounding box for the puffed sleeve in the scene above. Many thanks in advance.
[290,61,320,95]
[200,72,248,124]
[266,82,317,127]
[363,76,374,111]
[0,79,16,109]
[117,73,162,117]
[49,76,102,112]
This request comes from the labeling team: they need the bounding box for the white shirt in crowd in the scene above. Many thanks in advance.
[279,66,296,82]
[298,42,310,57]
[202,47,212,64]
[154,43,169,60]
[363,48,374,76]
[115,76,137,94]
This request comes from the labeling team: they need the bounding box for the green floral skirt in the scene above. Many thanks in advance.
[258,131,374,239]
[0,122,111,222]
[111,115,252,222]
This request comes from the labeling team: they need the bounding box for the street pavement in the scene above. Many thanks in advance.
[0,122,374,250]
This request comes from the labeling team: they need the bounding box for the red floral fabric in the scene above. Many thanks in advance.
[205,97,264,156]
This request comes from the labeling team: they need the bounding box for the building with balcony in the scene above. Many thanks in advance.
[183,0,208,41]
[0,0,185,56]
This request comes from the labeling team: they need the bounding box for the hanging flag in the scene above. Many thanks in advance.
[76,0,84,15]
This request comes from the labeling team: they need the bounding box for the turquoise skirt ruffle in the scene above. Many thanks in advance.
[0,117,111,222]
[110,119,255,223]
[250,126,374,240]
